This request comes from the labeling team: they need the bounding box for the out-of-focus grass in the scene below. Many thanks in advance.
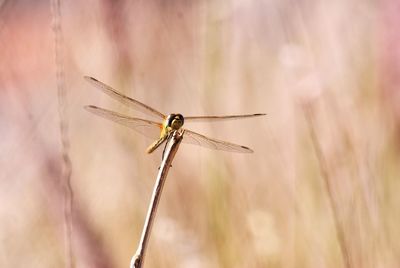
[0,0,399,267]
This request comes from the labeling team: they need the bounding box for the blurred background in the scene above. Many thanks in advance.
[0,0,399,267]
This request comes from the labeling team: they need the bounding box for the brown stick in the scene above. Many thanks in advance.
[131,130,184,268]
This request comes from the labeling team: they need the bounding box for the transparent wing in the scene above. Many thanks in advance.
[185,113,266,122]
[182,129,253,153]
[84,76,166,119]
[85,105,162,140]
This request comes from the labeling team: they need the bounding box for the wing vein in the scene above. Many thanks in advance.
[182,129,253,153]
[185,113,266,122]
[84,76,165,119]
[85,105,162,140]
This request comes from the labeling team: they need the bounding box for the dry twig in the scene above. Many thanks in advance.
[131,130,184,268]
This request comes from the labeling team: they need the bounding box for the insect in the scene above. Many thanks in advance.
[84,76,265,154]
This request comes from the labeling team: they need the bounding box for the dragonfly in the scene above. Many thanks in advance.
[84,76,265,154]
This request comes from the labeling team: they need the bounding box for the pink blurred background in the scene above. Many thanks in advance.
[0,0,399,267]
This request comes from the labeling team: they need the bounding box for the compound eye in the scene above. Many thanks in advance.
[177,114,184,124]
[167,114,175,124]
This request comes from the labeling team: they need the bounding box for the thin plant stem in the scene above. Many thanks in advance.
[50,0,74,267]
[131,130,184,268]
[304,105,352,268]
